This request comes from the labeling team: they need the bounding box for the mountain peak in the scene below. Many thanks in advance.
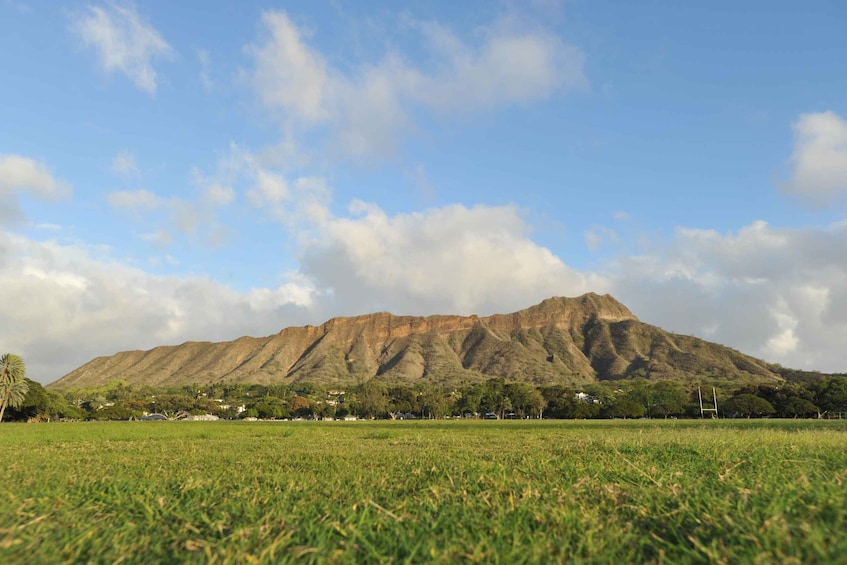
[49,293,778,389]
[531,293,636,320]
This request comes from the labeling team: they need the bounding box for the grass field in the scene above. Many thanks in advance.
[2,420,846,564]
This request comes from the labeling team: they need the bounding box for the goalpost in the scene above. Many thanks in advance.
[699,386,719,419]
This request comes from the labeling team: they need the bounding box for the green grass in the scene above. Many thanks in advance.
[2,420,846,563]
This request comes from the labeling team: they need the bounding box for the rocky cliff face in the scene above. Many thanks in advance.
[49,293,780,388]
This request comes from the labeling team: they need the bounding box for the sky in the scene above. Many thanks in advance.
[2,0,847,384]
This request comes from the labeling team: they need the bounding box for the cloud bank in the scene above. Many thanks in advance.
[5,206,847,383]
[608,220,847,372]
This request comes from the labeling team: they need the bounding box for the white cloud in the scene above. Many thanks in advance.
[0,154,71,225]
[247,11,585,159]
[72,1,172,94]
[781,111,847,204]
[104,168,236,247]
[412,19,586,113]
[195,143,329,231]
[140,229,172,248]
[197,144,598,316]
[301,202,601,316]
[290,176,332,227]
[247,11,330,124]
[7,204,847,383]
[34,223,63,231]
[0,154,70,199]
[111,149,138,177]
[248,169,289,206]
[0,230,316,384]
[203,184,235,207]
[106,188,161,210]
[608,219,847,372]
[245,170,332,232]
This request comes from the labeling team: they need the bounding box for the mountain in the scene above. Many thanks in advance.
[49,293,782,389]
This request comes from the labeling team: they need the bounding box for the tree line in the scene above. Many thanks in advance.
[4,372,847,422]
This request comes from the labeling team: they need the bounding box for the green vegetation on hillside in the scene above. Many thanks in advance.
[1,420,845,563]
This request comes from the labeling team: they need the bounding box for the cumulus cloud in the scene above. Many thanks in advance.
[197,144,599,316]
[7,203,847,383]
[0,154,70,199]
[301,202,601,316]
[246,10,585,159]
[0,230,317,383]
[72,1,172,94]
[781,111,847,204]
[608,220,847,372]
[0,154,70,225]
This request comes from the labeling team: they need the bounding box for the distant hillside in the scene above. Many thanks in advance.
[50,293,782,389]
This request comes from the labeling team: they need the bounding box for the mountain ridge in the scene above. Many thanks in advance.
[49,293,781,389]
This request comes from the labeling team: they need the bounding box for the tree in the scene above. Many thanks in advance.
[420,386,447,419]
[528,389,546,419]
[313,401,336,420]
[540,386,577,419]
[4,379,49,421]
[479,378,508,418]
[89,404,138,421]
[289,395,313,419]
[603,398,646,419]
[504,382,537,419]
[813,377,847,416]
[457,384,483,417]
[352,380,388,419]
[253,398,290,419]
[650,381,689,418]
[723,394,775,418]
[622,379,651,417]
[1,353,29,422]
[779,396,819,418]
[387,386,420,418]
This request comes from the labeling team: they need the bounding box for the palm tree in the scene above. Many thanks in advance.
[0,353,29,422]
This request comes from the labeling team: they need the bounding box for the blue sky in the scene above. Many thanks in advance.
[2,0,847,383]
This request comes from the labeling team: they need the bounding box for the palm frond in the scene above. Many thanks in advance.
[0,380,29,408]
[0,353,26,383]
